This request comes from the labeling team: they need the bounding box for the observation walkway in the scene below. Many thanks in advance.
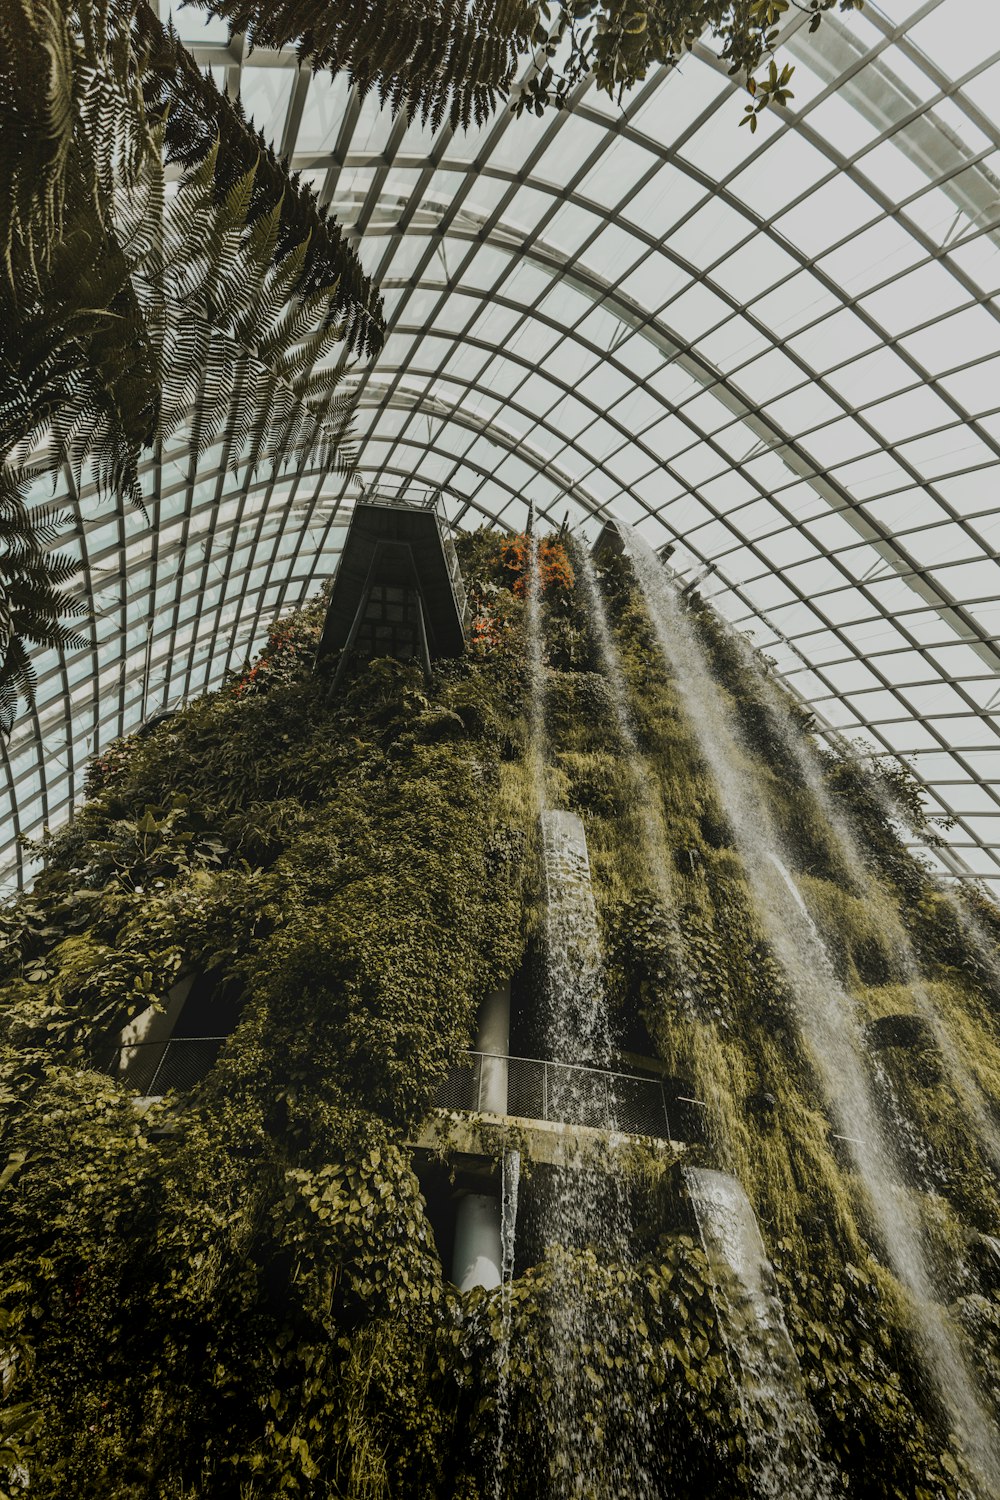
[108,1035,228,1097]
[106,1039,704,1148]
[436,1049,706,1145]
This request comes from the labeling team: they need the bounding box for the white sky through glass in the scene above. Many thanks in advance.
[4,0,1000,895]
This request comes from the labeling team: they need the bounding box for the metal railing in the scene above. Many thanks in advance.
[108,1037,227,1096]
[436,1051,708,1144]
[360,483,442,511]
[442,534,469,624]
[108,1040,707,1143]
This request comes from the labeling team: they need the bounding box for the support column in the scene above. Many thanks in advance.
[452,1192,503,1292]
[476,982,510,1115]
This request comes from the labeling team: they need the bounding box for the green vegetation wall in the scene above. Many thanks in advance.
[1,531,999,1499]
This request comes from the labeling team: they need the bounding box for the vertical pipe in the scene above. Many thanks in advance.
[476,983,510,1115]
[452,1192,503,1292]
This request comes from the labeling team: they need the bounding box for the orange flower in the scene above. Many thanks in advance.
[499,535,575,598]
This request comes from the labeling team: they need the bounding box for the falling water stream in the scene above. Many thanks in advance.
[711,608,1000,1181]
[492,1149,522,1500]
[577,544,832,1496]
[524,538,651,1497]
[685,1167,834,1500]
[620,525,1000,1495]
[574,546,674,908]
[936,892,1000,1026]
[526,532,548,818]
[502,1150,521,1290]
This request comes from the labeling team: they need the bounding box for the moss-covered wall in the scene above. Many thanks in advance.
[0,531,997,1498]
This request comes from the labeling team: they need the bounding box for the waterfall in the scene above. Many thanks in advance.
[492,1149,521,1500]
[936,891,1000,1018]
[538,808,644,1497]
[526,532,548,817]
[712,608,1000,1182]
[581,536,831,1495]
[541,809,607,1071]
[685,1167,834,1500]
[620,525,1000,1495]
[524,539,651,1497]
[573,547,674,907]
[579,540,831,1494]
[766,851,1000,1483]
[501,1149,520,1287]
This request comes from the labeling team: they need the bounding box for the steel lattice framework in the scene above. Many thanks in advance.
[4,0,1000,894]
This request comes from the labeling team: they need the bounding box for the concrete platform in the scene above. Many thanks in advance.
[411,1106,685,1173]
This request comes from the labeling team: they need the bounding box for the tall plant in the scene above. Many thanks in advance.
[194,0,863,124]
[0,0,383,728]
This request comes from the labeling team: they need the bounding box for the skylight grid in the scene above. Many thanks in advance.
[4,2,1000,894]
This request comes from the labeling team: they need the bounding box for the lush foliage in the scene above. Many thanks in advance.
[228,590,331,699]
[195,0,536,130]
[0,558,530,1494]
[0,0,382,478]
[500,534,576,599]
[192,0,862,126]
[1,530,998,1497]
[519,0,863,121]
[0,0,383,727]
[0,472,88,735]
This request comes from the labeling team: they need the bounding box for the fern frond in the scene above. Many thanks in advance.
[0,0,76,282]
[0,465,84,730]
[0,0,378,732]
[138,11,384,358]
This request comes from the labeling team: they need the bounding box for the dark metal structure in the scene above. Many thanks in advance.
[316,487,468,689]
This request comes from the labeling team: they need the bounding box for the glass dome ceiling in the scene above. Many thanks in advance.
[4,0,1000,895]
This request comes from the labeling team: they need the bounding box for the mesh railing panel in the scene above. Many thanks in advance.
[111,1038,225,1095]
[507,1057,546,1121]
[609,1074,671,1137]
[436,1055,480,1112]
[114,1040,693,1135]
[435,1052,683,1141]
[546,1063,609,1129]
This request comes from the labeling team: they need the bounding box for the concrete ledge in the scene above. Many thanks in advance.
[411,1108,685,1172]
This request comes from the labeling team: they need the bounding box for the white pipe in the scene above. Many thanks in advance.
[476,983,510,1114]
[452,1192,503,1292]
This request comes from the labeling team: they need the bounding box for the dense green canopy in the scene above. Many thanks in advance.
[1,535,998,1496]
